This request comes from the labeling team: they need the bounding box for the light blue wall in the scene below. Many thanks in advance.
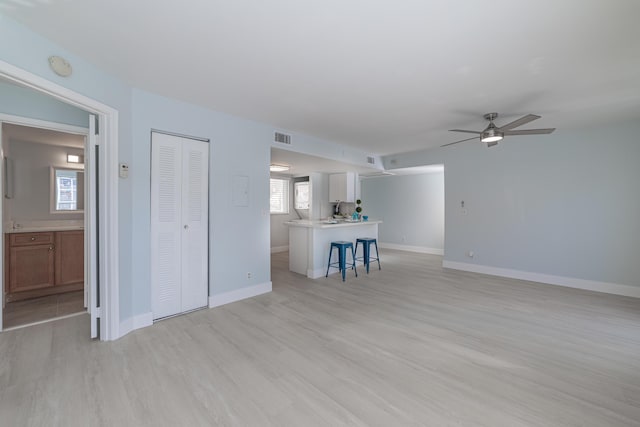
[0,80,89,127]
[132,89,274,310]
[0,15,381,324]
[1,17,134,320]
[383,124,640,288]
[361,173,444,251]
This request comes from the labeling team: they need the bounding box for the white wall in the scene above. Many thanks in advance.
[383,123,640,291]
[361,172,444,253]
[270,176,297,251]
[4,139,84,223]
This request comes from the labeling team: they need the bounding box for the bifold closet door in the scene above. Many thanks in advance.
[151,132,209,320]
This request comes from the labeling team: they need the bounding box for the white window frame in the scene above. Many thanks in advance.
[270,177,290,214]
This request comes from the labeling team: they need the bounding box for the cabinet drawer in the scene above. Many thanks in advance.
[10,232,54,246]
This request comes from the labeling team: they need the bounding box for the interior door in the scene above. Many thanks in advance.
[180,138,209,312]
[87,114,100,338]
[0,122,4,332]
[151,132,209,319]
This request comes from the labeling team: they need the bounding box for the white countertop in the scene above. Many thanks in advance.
[4,220,84,234]
[284,219,382,229]
[6,226,85,234]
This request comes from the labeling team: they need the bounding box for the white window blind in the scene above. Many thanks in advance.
[270,178,289,214]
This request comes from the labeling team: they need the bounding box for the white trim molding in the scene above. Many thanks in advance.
[379,242,444,256]
[442,261,640,299]
[209,282,272,308]
[308,268,326,279]
[119,312,154,337]
[0,113,89,134]
[271,245,289,254]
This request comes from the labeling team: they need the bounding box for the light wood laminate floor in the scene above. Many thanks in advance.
[3,290,85,329]
[1,250,639,426]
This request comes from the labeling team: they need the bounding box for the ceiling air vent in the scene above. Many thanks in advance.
[274,132,291,145]
[366,156,375,165]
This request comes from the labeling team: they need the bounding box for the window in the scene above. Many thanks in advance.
[270,178,289,214]
[50,167,85,213]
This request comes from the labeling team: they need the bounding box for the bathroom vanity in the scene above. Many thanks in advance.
[4,228,84,302]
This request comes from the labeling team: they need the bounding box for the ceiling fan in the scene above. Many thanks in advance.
[443,113,555,148]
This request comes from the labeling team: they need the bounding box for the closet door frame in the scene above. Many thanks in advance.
[151,131,209,320]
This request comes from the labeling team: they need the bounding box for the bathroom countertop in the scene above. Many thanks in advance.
[5,226,85,233]
[4,221,85,233]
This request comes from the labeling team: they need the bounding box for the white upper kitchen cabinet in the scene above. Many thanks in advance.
[329,172,355,203]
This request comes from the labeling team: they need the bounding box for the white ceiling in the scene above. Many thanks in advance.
[271,148,379,177]
[2,0,640,155]
[271,148,443,177]
[2,122,85,148]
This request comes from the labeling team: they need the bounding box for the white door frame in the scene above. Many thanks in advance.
[0,60,120,340]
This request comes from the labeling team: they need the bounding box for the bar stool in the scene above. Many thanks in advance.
[326,241,358,281]
[355,237,381,274]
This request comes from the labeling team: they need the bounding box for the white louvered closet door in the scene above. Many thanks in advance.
[151,132,209,320]
[180,138,209,312]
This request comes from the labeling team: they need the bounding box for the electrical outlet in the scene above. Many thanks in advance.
[247,272,252,279]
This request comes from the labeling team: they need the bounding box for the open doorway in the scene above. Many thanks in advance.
[0,61,119,340]
[1,122,87,329]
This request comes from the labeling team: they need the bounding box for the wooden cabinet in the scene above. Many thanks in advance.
[329,172,356,203]
[8,232,55,293]
[5,230,84,302]
[55,230,84,286]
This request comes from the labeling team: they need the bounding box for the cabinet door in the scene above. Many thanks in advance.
[55,231,84,286]
[9,244,55,292]
[329,173,347,202]
[329,173,355,202]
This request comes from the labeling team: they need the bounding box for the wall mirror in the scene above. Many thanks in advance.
[50,166,85,213]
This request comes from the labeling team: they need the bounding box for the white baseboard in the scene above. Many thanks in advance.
[379,242,444,256]
[271,245,289,254]
[119,312,153,337]
[442,260,640,298]
[209,281,272,308]
[309,268,326,279]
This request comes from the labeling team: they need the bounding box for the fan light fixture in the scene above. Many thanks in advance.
[445,112,555,148]
[270,164,290,172]
[480,119,503,144]
[480,128,503,143]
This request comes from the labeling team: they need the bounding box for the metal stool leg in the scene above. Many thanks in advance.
[325,245,334,278]
[363,240,371,273]
[351,244,358,277]
[374,240,381,270]
[338,245,347,281]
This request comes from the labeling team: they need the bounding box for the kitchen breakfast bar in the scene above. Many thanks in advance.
[284,219,382,278]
